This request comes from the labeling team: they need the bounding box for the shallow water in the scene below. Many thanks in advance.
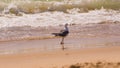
[0,23,120,54]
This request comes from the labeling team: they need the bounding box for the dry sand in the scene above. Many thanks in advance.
[0,46,120,68]
[0,23,120,68]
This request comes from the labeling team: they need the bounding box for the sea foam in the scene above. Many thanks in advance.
[0,8,120,28]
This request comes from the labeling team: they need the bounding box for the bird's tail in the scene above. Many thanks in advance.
[52,33,60,36]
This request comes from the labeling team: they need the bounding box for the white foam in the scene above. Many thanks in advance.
[0,9,120,28]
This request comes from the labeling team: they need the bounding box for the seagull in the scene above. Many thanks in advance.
[52,23,69,44]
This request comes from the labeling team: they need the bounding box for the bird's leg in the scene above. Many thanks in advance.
[60,37,64,44]
[61,37,65,50]
[61,44,65,50]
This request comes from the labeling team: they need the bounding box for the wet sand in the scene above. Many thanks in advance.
[0,23,120,68]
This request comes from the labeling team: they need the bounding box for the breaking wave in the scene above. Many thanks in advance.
[0,8,120,28]
[0,0,120,14]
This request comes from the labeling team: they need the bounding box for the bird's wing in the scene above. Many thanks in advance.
[52,33,59,36]
[60,29,65,33]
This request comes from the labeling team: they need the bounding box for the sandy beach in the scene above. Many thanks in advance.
[0,0,120,68]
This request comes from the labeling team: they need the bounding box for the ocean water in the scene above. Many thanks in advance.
[0,0,120,28]
[1,0,119,27]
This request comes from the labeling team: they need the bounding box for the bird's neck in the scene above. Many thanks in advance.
[65,25,69,31]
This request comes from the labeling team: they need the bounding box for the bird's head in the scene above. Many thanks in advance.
[65,23,68,27]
